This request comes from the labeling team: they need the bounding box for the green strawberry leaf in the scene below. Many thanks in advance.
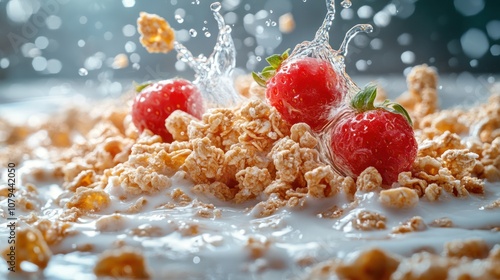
[352,84,413,126]
[281,49,290,60]
[252,72,267,87]
[266,54,283,69]
[383,102,413,127]
[252,48,291,88]
[134,81,153,93]
[351,84,377,111]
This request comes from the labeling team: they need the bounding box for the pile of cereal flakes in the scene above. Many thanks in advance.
[1,64,500,279]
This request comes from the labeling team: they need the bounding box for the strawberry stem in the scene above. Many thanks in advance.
[134,81,153,93]
[352,84,413,126]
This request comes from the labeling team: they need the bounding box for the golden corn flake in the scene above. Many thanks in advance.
[335,249,400,280]
[137,12,175,53]
[379,187,419,209]
[66,187,111,213]
[2,227,52,271]
[94,246,151,279]
[246,236,271,259]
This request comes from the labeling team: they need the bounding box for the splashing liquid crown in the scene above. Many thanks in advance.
[174,2,242,108]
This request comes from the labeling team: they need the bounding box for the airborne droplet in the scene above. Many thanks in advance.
[78,68,89,76]
[175,14,184,23]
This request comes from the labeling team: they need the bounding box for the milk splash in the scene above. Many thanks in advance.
[290,0,373,101]
[175,0,371,109]
[174,2,242,107]
[287,0,374,177]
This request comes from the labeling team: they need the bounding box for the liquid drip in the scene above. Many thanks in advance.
[174,1,242,108]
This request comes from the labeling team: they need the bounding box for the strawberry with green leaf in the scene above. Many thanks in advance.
[328,85,417,185]
[131,78,204,142]
[253,50,345,131]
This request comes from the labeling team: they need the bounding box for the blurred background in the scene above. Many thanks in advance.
[0,0,499,102]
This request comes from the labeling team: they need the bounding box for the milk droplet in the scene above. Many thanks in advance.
[175,14,184,23]
[341,0,352,8]
[78,68,88,76]
[189,29,198,37]
[205,32,211,37]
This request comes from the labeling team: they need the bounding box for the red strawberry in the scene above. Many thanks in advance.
[131,78,204,142]
[328,85,417,185]
[253,50,344,131]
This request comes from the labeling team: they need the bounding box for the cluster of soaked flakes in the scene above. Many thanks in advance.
[352,210,387,231]
[0,100,135,218]
[0,103,122,167]
[160,99,352,215]
[356,167,383,192]
[102,133,180,196]
[472,136,500,181]
[58,112,134,185]
[397,64,439,129]
[429,217,454,228]
[398,131,486,201]
[391,216,426,234]
[306,239,500,280]
[418,93,500,143]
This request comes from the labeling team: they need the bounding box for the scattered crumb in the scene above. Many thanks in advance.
[279,13,295,33]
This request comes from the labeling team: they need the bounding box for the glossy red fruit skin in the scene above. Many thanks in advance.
[131,79,203,142]
[266,57,343,131]
[329,108,418,185]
